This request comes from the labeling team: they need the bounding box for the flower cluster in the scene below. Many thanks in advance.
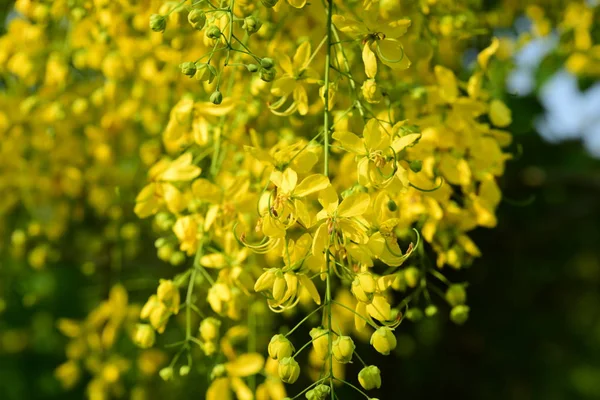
[131,0,514,398]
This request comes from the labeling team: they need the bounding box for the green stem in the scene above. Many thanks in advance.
[286,305,324,337]
[323,2,334,398]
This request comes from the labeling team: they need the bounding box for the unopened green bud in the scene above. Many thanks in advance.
[260,0,279,8]
[180,61,197,76]
[154,237,167,248]
[445,284,467,306]
[211,364,226,380]
[406,307,423,322]
[409,160,423,173]
[159,366,173,381]
[260,57,275,69]
[358,365,382,390]
[425,304,438,317]
[210,90,223,105]
[306,384,331,400]
[387,199,398,211]
[243,16,262,34]
[157,244,174,262]
[247,63,259,72]
[260,67,276,82]
[169,251,186,266]
[403,266,419,288]
[194,63,217,83]
[206,25,221,39]
[188,9,206,30]
[179,365,190,376]
[450,305,470,325]
[150,14,167,32]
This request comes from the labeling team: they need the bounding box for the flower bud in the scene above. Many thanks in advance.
[387,199,397,211]
[180,61,197,77]
[361,79,382,104]
[278,357,300,384]
[332,335,355,363]
[306,384,331,400]
[157,279,180,313]
[310,327,329,360]
[255,268,277,292]
[370,327,397,355]
[203,340,217,356]
[247,63,259,72]
[351,273,376,303]
[210,90,223,105]
[403,267,420,288]
[199,317,221,342]
[150,14,167,32]
[206,25,221,40]
[425,304,438,317]
[450,305,469,325]
[409,160,422,173]
[133,324,156,349]
[179,365,190,376]
[445,284,467,306]
[358,365,382,390]
[188,9,206,30]
[211,364,226,380]
[169,252,185,267]
[260,0,279,8]
[260,58,275,69]
[405,307,423,321]
[260,67,276,82]
[243,16,262,35]
[159,366,173,381]
[194,63,216,83]
[266,334,294,361]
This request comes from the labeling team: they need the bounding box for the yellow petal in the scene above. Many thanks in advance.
[337,192,370,218]
[376,39,410,70]
[362,43,378,78]
[477,37,499,69]
[391,133,421,153]
[207,378,232,400]
[271,76,296,97]
[332,130,365,154]
[294,174,330,197]
[299,274,321,305]
[318,186,339,215]
[293,41,311,70]
[332,15,368,37]
[192,179,222,202]
[293,85,309,115]
[362,118,384,151]
[381,18,411,39]
[489,99,512,127]
[287,0,307,8]
[160,153,201,182]
[434,65,458,102]
[225,353,265,377]
[312,223,329,256]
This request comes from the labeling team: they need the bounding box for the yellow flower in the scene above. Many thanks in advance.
[270,41,320,116]
[333,14,411,78]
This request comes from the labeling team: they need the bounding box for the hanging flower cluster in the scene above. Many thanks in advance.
[5,0,594,399]
[132,0,514,398]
